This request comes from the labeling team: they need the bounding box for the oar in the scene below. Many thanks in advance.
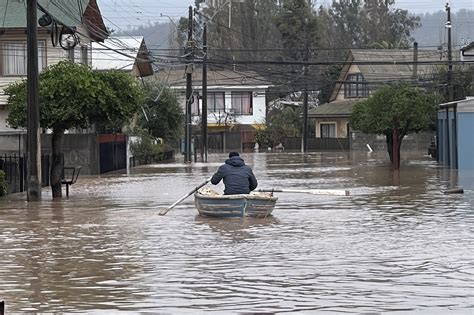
[258,188,350,196]
[159,176,213,216]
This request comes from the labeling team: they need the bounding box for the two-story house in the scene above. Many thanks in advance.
[308,49,444,150]
[0,0,108,134]
[155,68,272,150]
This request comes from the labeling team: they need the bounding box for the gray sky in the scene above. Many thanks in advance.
[97,0,474,31]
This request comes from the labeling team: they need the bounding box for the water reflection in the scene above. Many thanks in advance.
[0,151,473,313]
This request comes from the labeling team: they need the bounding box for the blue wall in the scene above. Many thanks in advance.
[458,112,474,169]
[437,110,456,167]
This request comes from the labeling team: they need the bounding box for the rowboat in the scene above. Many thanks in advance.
[194,188,278,218]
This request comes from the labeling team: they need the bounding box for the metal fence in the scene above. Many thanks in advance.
[0,154,26,193]
[129,150,174,167]
[0,154,51,194]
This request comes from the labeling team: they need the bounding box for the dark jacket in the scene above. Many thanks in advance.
[211,156,258,195]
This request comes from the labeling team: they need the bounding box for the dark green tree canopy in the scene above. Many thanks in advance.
[137,83,184,140]
[6,61,143,132]
[350,83,438,169]
[350,83,437,136]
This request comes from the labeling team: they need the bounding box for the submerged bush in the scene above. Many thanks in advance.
[0,170,7,197]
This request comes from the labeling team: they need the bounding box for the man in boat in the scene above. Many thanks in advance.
[211,152,258,195]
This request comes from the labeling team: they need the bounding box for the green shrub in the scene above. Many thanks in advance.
[0,170,7,197]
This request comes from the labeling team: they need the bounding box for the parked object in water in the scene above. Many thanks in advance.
[195,188,277,218]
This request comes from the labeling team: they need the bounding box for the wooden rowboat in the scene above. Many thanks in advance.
[194,188,278,218]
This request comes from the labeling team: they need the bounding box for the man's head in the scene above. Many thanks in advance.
[228,151,239,158]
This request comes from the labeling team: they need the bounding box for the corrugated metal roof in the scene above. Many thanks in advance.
[154,68,272,88]
[0,0,89,28]
[351,49,444,83]
[92,36,146,71]
[308,99,360,118]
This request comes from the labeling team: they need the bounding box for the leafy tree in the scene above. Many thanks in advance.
[350,83,437,170]
[5,61,143,198]
[136,83,184,141]
[274,0,319,61]
[319,0,420,49]
[432,65,474,102]
[255,103,302,147]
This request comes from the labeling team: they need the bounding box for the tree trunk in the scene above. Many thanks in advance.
[386,133,393,164]
[50,129,64,198]
[392,129,402,170]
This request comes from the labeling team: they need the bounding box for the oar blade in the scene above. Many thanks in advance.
[308,189,350,196]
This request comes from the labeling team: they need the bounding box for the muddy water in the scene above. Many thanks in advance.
[0,151,473,313]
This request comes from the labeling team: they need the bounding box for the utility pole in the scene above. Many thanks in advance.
[26,0,42,201]
[446,3,454,102]
[185,6,193,163]
[412,42,418,80]
[301,22,309,153]
[201,23,208,162]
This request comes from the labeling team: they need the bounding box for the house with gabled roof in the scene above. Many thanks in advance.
[154,68,272,150]
[0,0,108,133]
[309,48,444,150]
[91,36,153,77]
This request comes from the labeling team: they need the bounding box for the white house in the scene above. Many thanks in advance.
[154,68,272,149]
[0,0,108,134]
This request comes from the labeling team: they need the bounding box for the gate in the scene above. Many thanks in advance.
[98,134,127,173]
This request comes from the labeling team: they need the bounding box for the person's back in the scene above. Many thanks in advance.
[211,152,258,195]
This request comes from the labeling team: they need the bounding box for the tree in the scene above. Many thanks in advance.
[136,83,184,140]
[350,84,437,170]
[5,61,144,198]
[255,103,302,148]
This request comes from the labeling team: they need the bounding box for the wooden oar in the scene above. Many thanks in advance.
[258,188,350,196]
[159,176,213,216]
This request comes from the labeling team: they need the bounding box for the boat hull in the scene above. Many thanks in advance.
[194,192,278,218]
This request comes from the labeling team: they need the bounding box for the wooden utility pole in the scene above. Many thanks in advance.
[201,23,208,162]
[301,22,309,153]
[27,0,42,201]
[185,6,193,163]
[446,3,454,102]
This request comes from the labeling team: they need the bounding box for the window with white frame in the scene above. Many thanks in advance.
[320,122,336,138]
[1,41,46,75]
[207,92,225,113]
[231,91,252,115]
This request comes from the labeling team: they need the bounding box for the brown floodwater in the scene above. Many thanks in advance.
[0,151,473,313]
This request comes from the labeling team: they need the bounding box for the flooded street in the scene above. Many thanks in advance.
[0,151,473,313]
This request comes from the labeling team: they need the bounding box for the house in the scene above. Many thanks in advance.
[91,36,154,77]
[308,49,444,150]
[437,97,474,170]
[460,42,474,62]
[154,68,272,150]
[0,0,109,176]
[0,0,108,134]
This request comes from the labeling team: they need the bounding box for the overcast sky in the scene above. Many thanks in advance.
[97,0,474,31]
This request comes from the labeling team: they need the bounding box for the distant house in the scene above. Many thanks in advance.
[0,0,108,133]
[308,49,444,150]
[460,42,474,62]
[155,68,272,150]
[92,36,154,77]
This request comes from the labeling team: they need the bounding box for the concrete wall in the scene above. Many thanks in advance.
[0,133,99,175]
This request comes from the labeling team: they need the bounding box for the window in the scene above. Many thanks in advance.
[207,92,225,113]
[1,41,46,75]
[321,123,336,138]
[231,91,253,115]
[191,93,200,116]
[81,45,88,65]
[344,73,368,98]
